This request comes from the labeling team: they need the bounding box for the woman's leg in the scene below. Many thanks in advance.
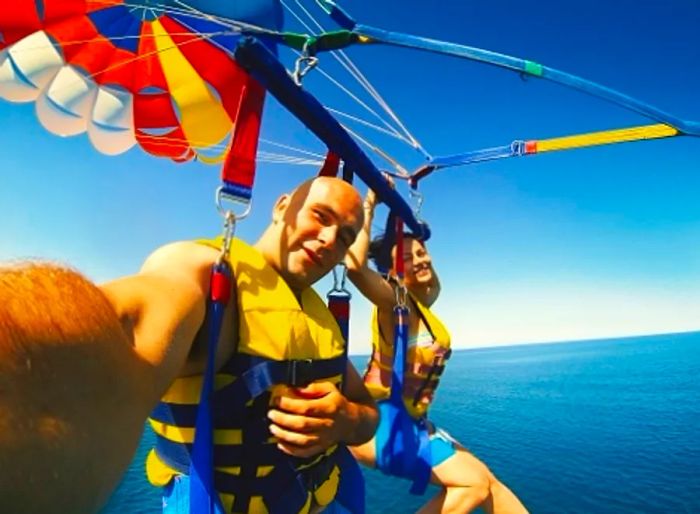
[418,429,528,514]
[351,415,526,514]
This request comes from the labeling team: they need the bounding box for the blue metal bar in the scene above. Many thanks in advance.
[429,143,524,168]
[353,24,700,137]
[234,36,427,238]
[318,1,700,137]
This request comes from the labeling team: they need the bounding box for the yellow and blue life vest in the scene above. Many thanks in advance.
[146,238,352,514]
[363,296,451,419]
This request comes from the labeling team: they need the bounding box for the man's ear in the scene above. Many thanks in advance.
[272,194,290,223]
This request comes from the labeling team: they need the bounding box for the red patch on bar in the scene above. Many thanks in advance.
[525,141,538,154]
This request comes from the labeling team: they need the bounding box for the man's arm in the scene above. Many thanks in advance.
[337,361,380,444]
[100,242,215,402]
[0,262,195,513]
[0,243,218,513]
[267,362,378,458]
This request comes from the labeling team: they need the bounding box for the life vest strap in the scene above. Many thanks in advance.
[151,401,199,428]
[157,446,341,512]
[154,435,284,474]
[216,354,346,401]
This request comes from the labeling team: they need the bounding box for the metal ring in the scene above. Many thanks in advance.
[329,264,352,298]
[292,39,320,86]
[215,186,252,220]
[394,282,408,308]
[511,140,526,156]
[218,211,236,263]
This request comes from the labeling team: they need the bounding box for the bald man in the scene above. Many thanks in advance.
[0,177,378,514]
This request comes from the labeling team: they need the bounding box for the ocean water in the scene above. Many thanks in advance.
[102,332,700,513]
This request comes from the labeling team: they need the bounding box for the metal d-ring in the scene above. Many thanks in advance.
[215,186,252,264]
[329,263,352,298]
[393,278,408,310]
[292,39,319,86]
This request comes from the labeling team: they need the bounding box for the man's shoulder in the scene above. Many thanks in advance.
[140,240,219,277]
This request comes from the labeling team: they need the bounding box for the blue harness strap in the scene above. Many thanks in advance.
[189,261,232,514]
[327,285,366,514]
[327,290,351,392]
[375,306,432,495]
[330,446,366,514]
[374,218,432,495]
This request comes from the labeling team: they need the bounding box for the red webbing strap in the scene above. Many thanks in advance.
[394,217,405,278]
[328,293,351,393]
[220,76,267,202]
[318,151,341,177]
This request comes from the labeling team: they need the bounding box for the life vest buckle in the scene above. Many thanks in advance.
[287,358,316,387]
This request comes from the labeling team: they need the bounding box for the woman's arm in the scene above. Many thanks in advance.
[344,188,396,311]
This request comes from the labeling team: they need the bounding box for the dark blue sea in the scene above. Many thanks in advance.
[102,332,700,513]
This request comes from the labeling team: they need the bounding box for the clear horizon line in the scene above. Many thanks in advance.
[347,328,700,357]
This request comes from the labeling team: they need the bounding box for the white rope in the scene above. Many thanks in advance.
[257,151,324,166]
[332,50,429,157]
[259,138,327,159]
[309,62,411,143]
[340,123,410,176]
[287,0,430,158]
[326,108,412,142]
[121,0,279,35]
[280,1,413,144]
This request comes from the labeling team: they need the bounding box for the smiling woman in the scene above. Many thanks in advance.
[344,186,529,513]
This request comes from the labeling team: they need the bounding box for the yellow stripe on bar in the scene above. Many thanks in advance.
[537,123,679,153]
[151,20,231,151]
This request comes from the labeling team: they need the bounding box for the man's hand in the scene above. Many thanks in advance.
[267,382,350,458]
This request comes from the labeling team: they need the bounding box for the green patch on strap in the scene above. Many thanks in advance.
[524,60,544,77]
[282,32,311,51]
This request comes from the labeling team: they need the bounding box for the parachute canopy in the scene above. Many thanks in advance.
[0,0,282,159]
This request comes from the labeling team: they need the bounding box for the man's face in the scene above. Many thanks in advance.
[273,178,363,291]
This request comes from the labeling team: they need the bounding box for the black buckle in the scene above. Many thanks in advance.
[287,359,315,387]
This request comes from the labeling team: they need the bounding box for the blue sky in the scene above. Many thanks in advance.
[1,0,700,352]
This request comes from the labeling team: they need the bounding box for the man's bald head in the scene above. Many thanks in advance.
[256,176,364,292]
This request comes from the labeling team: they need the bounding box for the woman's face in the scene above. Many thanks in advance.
[392,237,434,287]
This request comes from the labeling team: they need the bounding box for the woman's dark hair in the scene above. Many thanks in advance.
[370,211,428,274]
[368,232,424,274]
